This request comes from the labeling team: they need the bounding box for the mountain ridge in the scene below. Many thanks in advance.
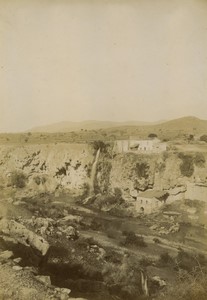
[28,116,207,133]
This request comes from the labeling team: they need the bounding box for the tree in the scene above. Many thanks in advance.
[148,133,157,139]
[200,135,207,143]
[10,171,27,188]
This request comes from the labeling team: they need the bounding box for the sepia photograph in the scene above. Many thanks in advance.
[0,0,207,299]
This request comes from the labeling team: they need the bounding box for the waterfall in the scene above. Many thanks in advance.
[89,148,100,195]
[141,270,149,297]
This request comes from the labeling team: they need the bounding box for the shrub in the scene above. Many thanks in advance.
[158,252,174,266]
[134,162,149,179]
[157,268,207,300]
[121,231,147,248]
[140,257,153,267]
[176,250,207,272]
[200,135,207,143]
[178,153,194,177]
[91,140,110,153]
[33,176,47,185]
[148,133,158,139]
[10,171,27,188]
[194,153,206,168]
[153,238,161,244]
[106,227,118,239]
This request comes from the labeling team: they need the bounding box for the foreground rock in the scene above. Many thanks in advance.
[0,262,87,300]
[0,218,49,255]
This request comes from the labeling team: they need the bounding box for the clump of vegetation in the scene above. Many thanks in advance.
[106,227,118,239]
[140,257,154,267]
[200,134,207,143]
[176,250,207,272]
[178,153,194,177]
[33,175,47,185]
[94,193,124,210]
[157,270,207,300]
[155,161,166,173]
[94,160,112,194]
[134,162,149,179]
[148,133,158,139]
[102,255,143,300]
[121,231,147,248]
[157,250,207,300]
[194,153,206,168]
[10,171,27,188]
[158,252,174,267]
[91,140,110,154]
[153,238,161,244]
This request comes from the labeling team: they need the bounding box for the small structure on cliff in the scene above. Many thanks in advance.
[135,190,169,214]
[115,137,167,153]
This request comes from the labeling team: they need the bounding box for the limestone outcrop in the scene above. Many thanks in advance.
[0,218,50,255]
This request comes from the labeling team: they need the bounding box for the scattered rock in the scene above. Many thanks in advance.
[18,287,39,299]
[36,275,51,286]
[60,288,71,295]
[152,276,167,287]
[58,215,83,225]
[59,225,79,239]
[0,218,50,255]
[13,257,22,263]
[12,265,23,271]
[0,250,14,260]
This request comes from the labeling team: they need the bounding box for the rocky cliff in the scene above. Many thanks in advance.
[0,143,93,199]
[0,143,206,203]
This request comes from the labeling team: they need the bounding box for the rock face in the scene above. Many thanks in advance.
[109,152,207,204]
[0,143,93,197]
[0,143,206,205]
[0,250,14,260]
[0,218,50,255]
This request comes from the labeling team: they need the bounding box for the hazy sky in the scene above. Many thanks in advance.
[0,0,207,132]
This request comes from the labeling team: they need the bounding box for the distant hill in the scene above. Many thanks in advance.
[29,120,165,133]
[29,116,207,140]
[153,116,207,134]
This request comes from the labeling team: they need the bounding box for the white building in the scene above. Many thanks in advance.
[115,138,167,153]
[135,190,168,214]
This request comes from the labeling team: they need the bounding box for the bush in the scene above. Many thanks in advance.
[106,227,118,239]
[134,162,149,179]
[178,153,194,177]
[121,231,147,248]
[91,140,110,153]
[33,176,47,185]
[140,257,153,267]
[157,269,207,300]
[158,252,174,266]
[148,133,158,139]
[200,135,207,143]
[153,238,161,244]
[10,171,27,188]
[194,153,206,167]
[176,250,207,272]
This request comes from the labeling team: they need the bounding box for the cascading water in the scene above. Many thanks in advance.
[141,270,149,297]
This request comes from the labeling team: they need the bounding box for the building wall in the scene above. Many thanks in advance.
[135,197,163,214]
[185,183,207,202]
[115,140,129,153]
[115,139,167,153]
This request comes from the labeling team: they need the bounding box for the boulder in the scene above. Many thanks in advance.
[35,275,51,286]
[12,265,23,271]
[13,257,22,263]
[0,250,14,260]
[58,215,83,225]
[0,218,49,255]
[152,276,166,287]
[59,225,79,239]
